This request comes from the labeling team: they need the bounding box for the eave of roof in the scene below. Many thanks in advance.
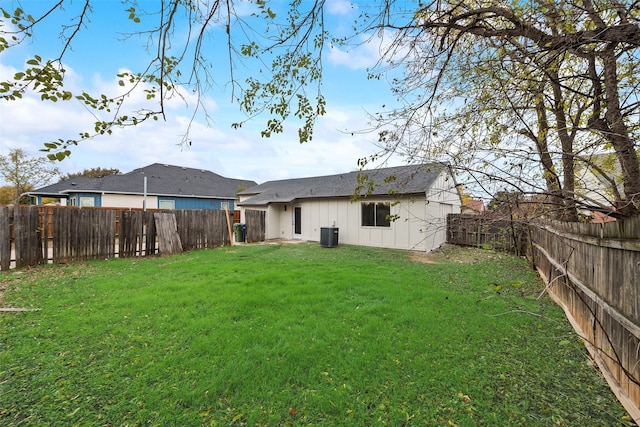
[57,189,240,199]
[27,163,257,199]
[238,163,449,206]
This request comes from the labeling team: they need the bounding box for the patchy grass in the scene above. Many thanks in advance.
[0,243,632,426]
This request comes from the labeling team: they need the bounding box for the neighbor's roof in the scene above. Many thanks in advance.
[26,176,98,198]
[238,163,451,206]
[28,163,257,199]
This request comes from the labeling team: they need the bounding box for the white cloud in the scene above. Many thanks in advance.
[328,29,399,70]
[326,0,358,15]
[0,66,398,186]
[0,2,410,189]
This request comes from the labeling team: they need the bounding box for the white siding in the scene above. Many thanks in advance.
[264,195,448,252]
[101,194,158,209]
[240,169,461,252]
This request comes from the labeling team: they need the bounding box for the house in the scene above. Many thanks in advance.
[575,153,624,222]
[238,163,461,252]
[25,176,97,206]
[26,163,257,211]
[461,199,485,215]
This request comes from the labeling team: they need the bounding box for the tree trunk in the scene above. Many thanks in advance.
[531,91,565,219]
[549,70,579,221]
[601,48,640,217]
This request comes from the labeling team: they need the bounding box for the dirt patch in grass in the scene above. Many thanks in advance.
[262,239,307,245]
[414,243,507,264]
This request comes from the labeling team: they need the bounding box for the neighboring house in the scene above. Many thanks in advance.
[25,176,97,206]
[26,163,256,210]
[461,199,485,215]
[575,153,624,222]
[238,163,461,252]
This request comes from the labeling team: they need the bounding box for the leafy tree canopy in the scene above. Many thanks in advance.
[0,185,20,205]
[0,148,60,204]
[2,1,640,219]
[64,167,121,180]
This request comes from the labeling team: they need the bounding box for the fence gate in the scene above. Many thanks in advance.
[245,209,266,243]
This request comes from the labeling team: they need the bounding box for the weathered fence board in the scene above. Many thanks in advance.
[143,211,157,256]
[1,206,249,270]
[0,207,11,271]
[446,214,527,255]
[154,212,183,255]
[120,210,142,258]
[245,209,266,243]
[14,206,43,268]
[52,208,117,263]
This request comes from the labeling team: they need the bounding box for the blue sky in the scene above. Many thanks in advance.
[0,0,405,186]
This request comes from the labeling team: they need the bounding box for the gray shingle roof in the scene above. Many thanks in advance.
[238,163,450,206]
[26,176,98,197]
[29,164,257,199]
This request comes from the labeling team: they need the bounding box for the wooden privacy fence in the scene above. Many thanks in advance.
[447,214,528,255]
[0,205,265,271]
[245,209,266,243]
[530,218,640,421]
[447,213,640,421]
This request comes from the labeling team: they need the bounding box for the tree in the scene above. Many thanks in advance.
[0,1,327,156]
[64,167,120,180]
[0,185,16,205]
[364,1,640,219]
[2,1,640,218]
[0,148,61,204]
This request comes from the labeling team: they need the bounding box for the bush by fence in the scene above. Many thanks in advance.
[0,205,264,271]
[447,213,640,422]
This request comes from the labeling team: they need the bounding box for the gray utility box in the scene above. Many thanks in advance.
[320,227,339,248]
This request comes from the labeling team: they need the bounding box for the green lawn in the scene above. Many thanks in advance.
[0,242,632,426]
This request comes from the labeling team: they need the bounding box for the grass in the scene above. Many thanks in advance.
[0,242,632,426]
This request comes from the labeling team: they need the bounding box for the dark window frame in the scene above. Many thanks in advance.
[361,202,391,227]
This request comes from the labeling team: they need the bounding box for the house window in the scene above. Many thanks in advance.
[79,197,94,207]
[159,200,175,210]
[361,202,391,227]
